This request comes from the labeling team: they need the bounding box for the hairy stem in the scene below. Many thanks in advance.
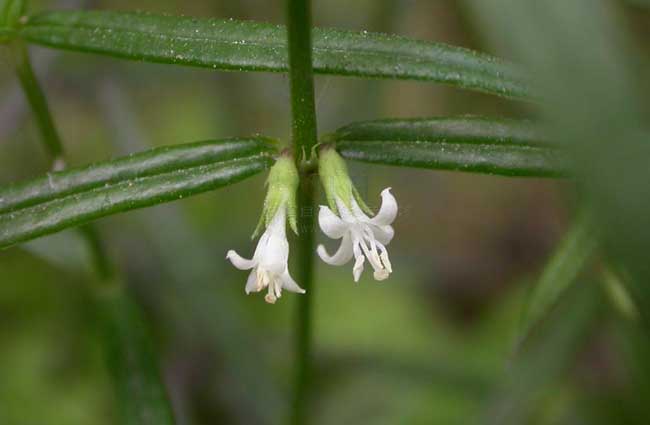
[286,0,318,424]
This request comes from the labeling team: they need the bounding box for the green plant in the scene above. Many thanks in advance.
[1,1,648,424]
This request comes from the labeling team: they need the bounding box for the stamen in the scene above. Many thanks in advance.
[353,255,365,282]
[380,251,392,273]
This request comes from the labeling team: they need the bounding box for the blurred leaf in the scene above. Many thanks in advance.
[18,10,529,99]
[464,0,650,330]
[0,0,25,28]
[520,209,598,340]
[98,286,175,425]
[22,230,92,273]
[332,117,566,177]
[0,138,275,248]
[480,283,601,425]
[602,265,639,321]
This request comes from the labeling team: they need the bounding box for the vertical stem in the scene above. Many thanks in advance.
[293,174,316,425]
[287,0,318,158]
[11,43,64,163]
[286,1,318,424]
[11,42,115,284]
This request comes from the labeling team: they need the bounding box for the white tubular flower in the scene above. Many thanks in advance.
[317,147,398,282]
[226,154,304,304]
[227,206,304,303]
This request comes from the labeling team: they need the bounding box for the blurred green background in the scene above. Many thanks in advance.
[2,1,650,424]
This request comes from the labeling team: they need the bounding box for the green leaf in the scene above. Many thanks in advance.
[478,282,601,425]
[332,117,566,177]
[0,138,275,248]
[98,286,175,425]
[520,210,598,340]
[465,0,650,332]
[18,10,529,99]
[1,0,25,28]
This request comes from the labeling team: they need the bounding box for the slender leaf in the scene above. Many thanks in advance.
[333,117,566,177]
[520,210,598,339]
[0,138,275,248]
[479,283,601,425]
[465,0,650,331]
[17,10,529,99]
[98,286,175,425]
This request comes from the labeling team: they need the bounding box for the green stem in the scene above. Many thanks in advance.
[79,224,115,282]
[11,42,116,285]
[286,0,318,424]
[292,173,316,425]
[11,42,64,161]
[287,0,318,159]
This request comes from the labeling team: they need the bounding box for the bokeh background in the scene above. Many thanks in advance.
[2,1,650,424]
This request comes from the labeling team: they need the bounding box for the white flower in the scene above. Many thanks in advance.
[226,206,305,304]
[317,188,397,282]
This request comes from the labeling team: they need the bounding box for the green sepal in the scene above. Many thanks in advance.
[318,145,375,216]
[352,185,373,216]
[252,154,299,238]
[318,146,353,214]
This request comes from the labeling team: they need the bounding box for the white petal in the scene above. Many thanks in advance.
[258,234,289,274]
[318,205,347,239]
[266,205,287,238]
[317,233,354,266]
[245,270,260,294]
[335,197,356,222]
[349,197,371,221]
[281,270,306,294]
[370,224,394,245]
[370,188,397,226]
[251,232,270,261]
[226,250,256,270]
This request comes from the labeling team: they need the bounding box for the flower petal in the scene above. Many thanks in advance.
[335,197,356,222]
[371,224,394,245]
[258,234,289,274]
[370,188,397,226]
[245,270,260,294]
[226,250,256,270]
[317,233,353,266]
[318,205,347,239]
[281,270,306,294]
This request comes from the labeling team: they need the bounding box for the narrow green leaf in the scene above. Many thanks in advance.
[98,286,175,425]
[0,138,275,248]
[520,210,598,339]
[479,283,601,425]
[465,0,650,332]
[332,117,566,177]
[18,10,529,99]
